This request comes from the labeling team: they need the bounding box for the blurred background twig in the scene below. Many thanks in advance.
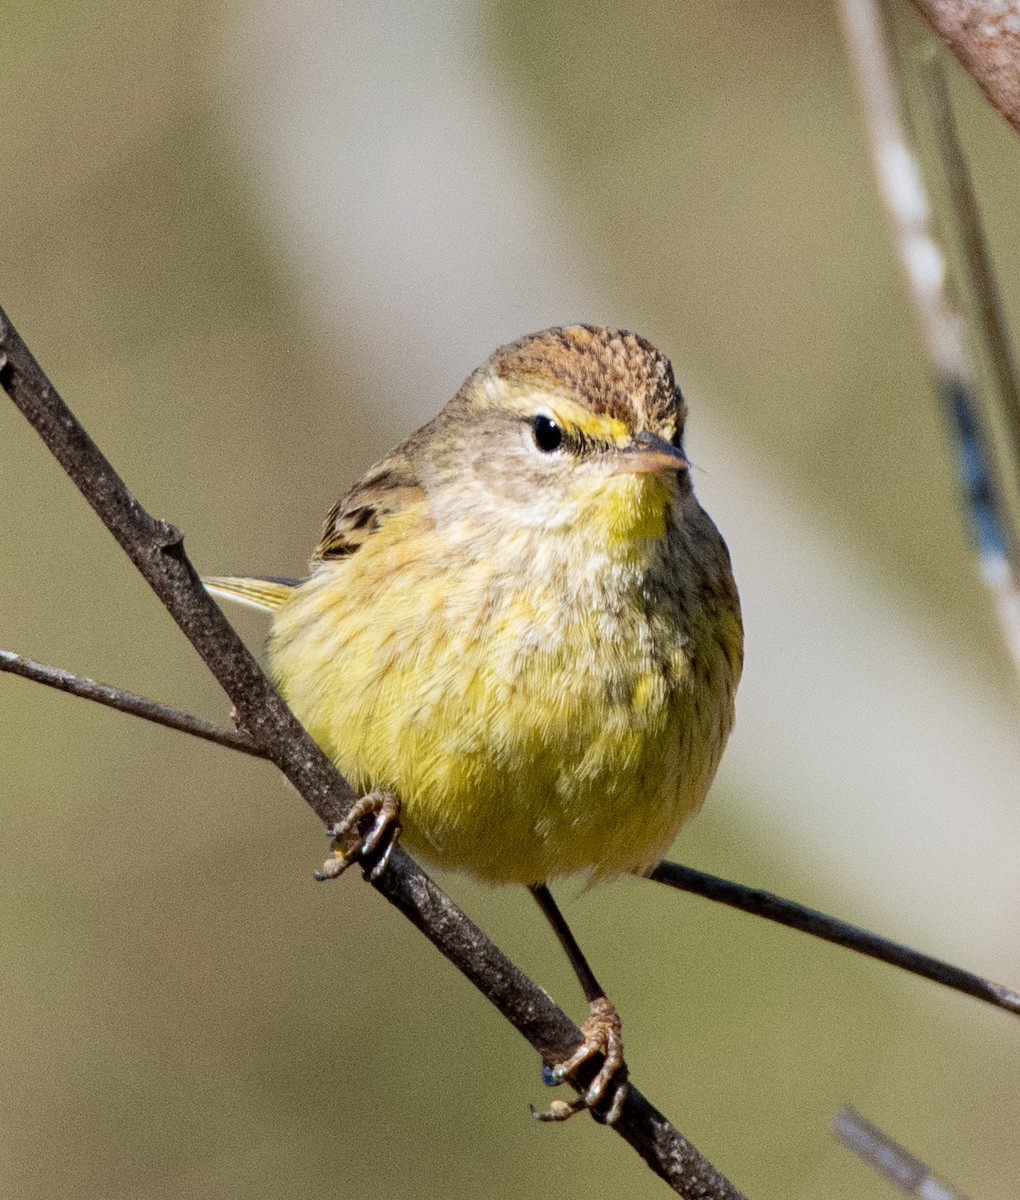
[838,0,1020,680]
[834,1106,969,1198]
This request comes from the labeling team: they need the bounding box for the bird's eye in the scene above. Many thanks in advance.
[532,414,563,452]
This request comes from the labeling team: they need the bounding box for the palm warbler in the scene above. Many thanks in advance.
[206,325,742,1123]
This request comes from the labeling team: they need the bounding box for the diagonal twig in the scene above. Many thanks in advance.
[650,862,1020,1016]
[7,646,1020,1023]
[0,648,262,756]
[6,647,1019,1022]
[0,304,745,1200]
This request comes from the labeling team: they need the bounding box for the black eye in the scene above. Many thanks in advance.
[532,414,563,452]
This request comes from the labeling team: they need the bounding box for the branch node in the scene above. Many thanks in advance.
[155,520,186,555]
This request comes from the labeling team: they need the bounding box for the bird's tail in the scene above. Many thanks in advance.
[202,575,299,613]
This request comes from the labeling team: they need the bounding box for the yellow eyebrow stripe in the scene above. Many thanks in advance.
[484,376,631,445]
[558,405,629,444]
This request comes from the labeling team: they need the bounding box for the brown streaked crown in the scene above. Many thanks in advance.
[487,325,685,439]
[315,326,687,562]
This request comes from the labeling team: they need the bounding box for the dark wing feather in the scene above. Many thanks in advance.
[315,452,426,561]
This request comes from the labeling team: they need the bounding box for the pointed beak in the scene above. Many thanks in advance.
[612,430,689,475]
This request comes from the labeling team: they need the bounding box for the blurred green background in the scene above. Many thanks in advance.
[2,1,1019,1197]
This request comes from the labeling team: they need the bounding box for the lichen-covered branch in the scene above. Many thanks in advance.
[910,0,1020,137]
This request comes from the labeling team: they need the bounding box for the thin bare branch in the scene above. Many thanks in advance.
[7,645,1020,1027]
[0,648,264,757]
[909,0,1020,138]
[650,862,1020,1015]
[833,1106,969,1198]
[0,305,746,1200]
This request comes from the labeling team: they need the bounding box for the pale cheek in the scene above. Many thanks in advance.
[463,441,581,528]
[515,490,586,529]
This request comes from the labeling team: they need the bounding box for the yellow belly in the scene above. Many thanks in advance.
[269,510,736,884]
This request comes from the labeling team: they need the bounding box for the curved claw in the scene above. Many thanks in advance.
[532,995,629,1125]
[313,854,354,882]
[531,1096,589,1123]
[316,791,401,882]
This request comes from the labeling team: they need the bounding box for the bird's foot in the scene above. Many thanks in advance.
[315,791,401,882]
[532,995,628,1125]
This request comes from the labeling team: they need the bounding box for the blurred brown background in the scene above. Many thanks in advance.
[2,1,1019,1196]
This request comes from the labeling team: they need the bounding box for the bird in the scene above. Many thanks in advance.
[205,324,742,1123]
